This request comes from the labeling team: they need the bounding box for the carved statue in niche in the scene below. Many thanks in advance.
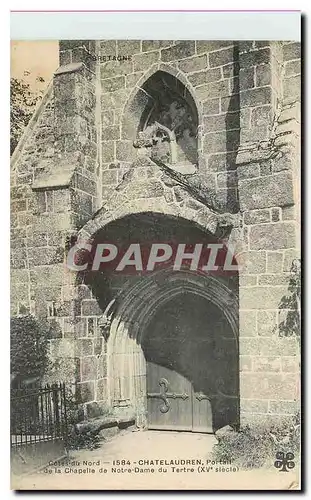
[148,98,197,165]
[131,72,237,219]
[133,74,198,173]
[133,121,177,165]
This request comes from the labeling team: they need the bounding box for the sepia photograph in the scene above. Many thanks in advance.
[10,11,301,490]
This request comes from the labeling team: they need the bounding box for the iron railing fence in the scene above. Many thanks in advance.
[11,382,68,447]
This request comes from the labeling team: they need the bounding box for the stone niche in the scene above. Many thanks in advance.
[132,71,198,171]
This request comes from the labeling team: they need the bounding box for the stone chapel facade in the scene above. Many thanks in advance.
[11,40,301,430]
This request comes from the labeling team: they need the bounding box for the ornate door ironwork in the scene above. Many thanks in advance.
[147,377,189,413]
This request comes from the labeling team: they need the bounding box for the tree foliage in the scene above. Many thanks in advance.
[10,75,44,155]
[10,315,51,383]
[278,258,301,344]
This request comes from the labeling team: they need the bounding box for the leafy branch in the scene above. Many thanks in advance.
[10,75,45,155]
[278,258,301,344]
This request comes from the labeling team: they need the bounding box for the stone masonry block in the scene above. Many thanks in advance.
[81,299,103,316]
[255,64,272,87]
[161,42,195,62]
[251,105,273,128]
[258,274,290,286]
[283,75,301,102]
[196,80,230,101]
[178,55,207,73]
[59,50,72,66]
[11,269,29,283]
[240,276,257,286]
[239,67,255,91]
[240,87,272,108]
[208,47,234,68]
[239,48,271,68]
[239,41,255,53]
[117,40,141,55]
[30,247,64,266]
[221,94,239,114]
[81,356,97,382]
[283,42,301,61]
[240,356,253,371]
[29,265,65,287]
[101,126,120,141]
[141,41,172,51]
[255,41,271,49]
[100,40,117,55]
[96,378,108,401]
[126,72,144,88]
[240,399,269,414]
[77,381,95,403]
[283,249,300,272]
[60,40,92,51]
[241,125,269,143]
[239,172,294,210]
[237,251,266,274]
[116,141,137,162]
[240,286,289,310]
[202,98,221,116]
[196,41,233,54]
[102,141,115,163]
[278,102,300,123]
[187,71,206,87]
[97,355,108,378]
[188,68,221,87]
[237,164,260,180]
[268,400,299,415]
[240,372,297,400]
[102,169,118,185]
[271,208,281,222]
[203,112,239,133]
[244,209,270,225]
[216,171,238,189]
[253,356,281,372]
[102,76,126,92]
[75,338,94,357]
[203,130,239,154]
[285,60,301,77]
[125,181,164,199]
[73,173,97,196]
[207,152,236,172]
[49,339,75,359]
[239,310,257,337]
[222,62,239,79]
[281,357,299,373]
[133,51,160,72]
[249,222,296,250]
[257,310,278,337]
[267,252,284,273]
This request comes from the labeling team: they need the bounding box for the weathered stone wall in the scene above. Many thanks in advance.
[236,41,301,422]
[99,40,242,212]
[10,39,301,423]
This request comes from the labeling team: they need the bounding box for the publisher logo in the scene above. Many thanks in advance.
[274,452,295,472]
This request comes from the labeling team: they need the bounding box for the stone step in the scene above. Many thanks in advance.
[75,416,135,435]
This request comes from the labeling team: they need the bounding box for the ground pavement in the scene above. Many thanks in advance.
[12,429,298,490]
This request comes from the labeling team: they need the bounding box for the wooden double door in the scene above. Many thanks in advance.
[142,294,238,433]
[146,362,213,432]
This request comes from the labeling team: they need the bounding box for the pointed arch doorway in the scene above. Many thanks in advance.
[108,269,239,434]
[143,292,237,433]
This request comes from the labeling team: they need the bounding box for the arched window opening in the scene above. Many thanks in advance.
[133,71,199,168]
